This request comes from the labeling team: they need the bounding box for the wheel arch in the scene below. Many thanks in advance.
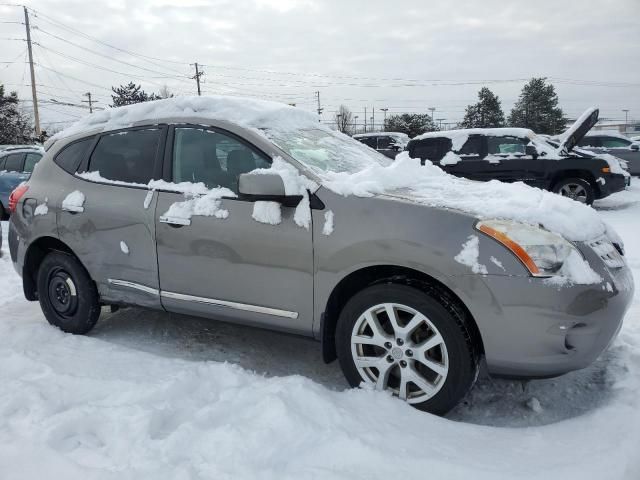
[320,264,485,364]
[550,169,600,196]
[22,236,82,301]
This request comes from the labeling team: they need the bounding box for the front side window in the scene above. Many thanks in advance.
[577,137,601,148]
[88,129,161,184]
[173,127,271,193]
[487,136,528,155]
[601,137,631,148]
[23,153,42,173]
[459,136,485,158]
[55,137,95,174]
[4,153,24,172]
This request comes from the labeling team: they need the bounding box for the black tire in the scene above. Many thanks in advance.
[37,251,101,334]
[552,177,595,205]
[336,283,479,416]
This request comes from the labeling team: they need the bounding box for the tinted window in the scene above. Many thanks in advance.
[577,137,600,148]
[377,136,395,149]
[601,137,631,148]
[173,127,271,193]
[459,136,485,157]
[23,153,42,173]
[0,157,5,170]
[88,129,161,184]
[4,153,24,172]
[410,139,448,162]
[55,137,95,174]
[357,137,377,148]
[487,136,528,155]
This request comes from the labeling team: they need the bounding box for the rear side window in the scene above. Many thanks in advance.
[4,153,24,172]
[88,129,161,184]
[357,137,377,148]
[0,157,6,170]
[409,138,448,162]
[23,153,42,173]
[54,137,95,174]
[577,137,600,148]
[459,136,485,157]
[601,137,631,148]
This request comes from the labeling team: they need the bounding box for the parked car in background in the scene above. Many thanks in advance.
[352,132,409,158]
[574,132,640,175]
[407,109,629,205]
[0,146,44,218]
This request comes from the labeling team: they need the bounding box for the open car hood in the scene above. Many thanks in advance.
[556,107,599,153]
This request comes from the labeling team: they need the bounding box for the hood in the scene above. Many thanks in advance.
[556,107,599,153]
[320,153,607,242]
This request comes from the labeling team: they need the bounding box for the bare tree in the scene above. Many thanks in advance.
[157,85,174,99]
[334,104,353,134]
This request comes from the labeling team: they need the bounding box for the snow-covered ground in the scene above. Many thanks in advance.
[1,185,639,479]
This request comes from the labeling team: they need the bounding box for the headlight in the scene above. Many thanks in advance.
[476,219,580,277]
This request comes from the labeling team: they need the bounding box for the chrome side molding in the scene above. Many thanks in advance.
[161,291,299,319]
[108,279,159,296]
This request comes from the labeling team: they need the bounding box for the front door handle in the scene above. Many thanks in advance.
[159,215,191,227]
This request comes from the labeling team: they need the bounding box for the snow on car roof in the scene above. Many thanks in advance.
[585,130,633,140]
[413,128,535,150]
[48,95,320,146]
[353,132,409,138]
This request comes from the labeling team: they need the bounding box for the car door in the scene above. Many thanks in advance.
[57,126,166,308]
[154,124,314,335]
[482,136,535,184]
[599,136,640,175]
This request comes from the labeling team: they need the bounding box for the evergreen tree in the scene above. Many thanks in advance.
[110,82,161,107]
[0,84,34,144]
[459,87,505,128]
[508,78,565,134]
[384,113,438,138]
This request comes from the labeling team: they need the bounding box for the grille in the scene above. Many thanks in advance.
[588,237,625,269]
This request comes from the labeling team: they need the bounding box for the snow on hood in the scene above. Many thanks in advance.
[321,152,606,242]
[47,95,319,146]
[555,107,599,153]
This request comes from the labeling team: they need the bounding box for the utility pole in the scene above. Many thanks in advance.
[428,107,436,121]
[364,106,367,132]
[381,107,388,129]
[354,115,359,134]
[315,91,323,122]
[436,118,445,129]
[82,92,94,113]
[622,109,629,134]
[24,7,40,137]
[192,63,204,96]
[371,107,375,132]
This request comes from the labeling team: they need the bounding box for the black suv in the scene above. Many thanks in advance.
[407,109,629,205]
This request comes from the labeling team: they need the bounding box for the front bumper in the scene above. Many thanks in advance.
[598,173,629,198]
[458,245,634,378]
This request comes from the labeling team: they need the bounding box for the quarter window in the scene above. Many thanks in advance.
[172,127,271,193]
[487,136,528,155]
[23,153,42,173]
[88,129,161,184]
[4,153,24,172]
[54,137,95,174]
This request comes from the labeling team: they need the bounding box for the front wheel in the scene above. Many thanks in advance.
[553,177,595,205]
[37,252,101,334]
[336,284,479,415]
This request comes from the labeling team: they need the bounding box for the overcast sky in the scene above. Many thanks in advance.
[1,0,638,132]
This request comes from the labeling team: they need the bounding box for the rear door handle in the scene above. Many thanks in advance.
[159,215,191,227]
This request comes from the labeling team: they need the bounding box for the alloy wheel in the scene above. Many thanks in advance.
[559,183,588,203]
[350,302,449,403]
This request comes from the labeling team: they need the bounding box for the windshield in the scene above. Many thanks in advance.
[264,128,392,174]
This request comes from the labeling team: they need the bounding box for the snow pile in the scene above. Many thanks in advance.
[61,191,85,210]
[252,201,282,225]
[120,241,129,255]
[322,210,334,235]
[454,235,488,274]
[34,198,48,216]
[49,96,319,145]
[321,153,606,242]
[490,256,505,271]
[545,250,603,287]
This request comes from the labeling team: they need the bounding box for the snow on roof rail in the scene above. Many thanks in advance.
[48,95,319,145]
[413,128,535,151]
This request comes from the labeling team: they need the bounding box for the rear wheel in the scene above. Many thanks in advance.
[336,284,479,415]
[37,252,101,334]
[553,177,594,205]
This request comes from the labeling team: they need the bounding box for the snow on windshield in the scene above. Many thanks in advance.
[264,128,391,175]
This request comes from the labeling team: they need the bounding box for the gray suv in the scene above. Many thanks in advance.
[8,97,634,415]
[577,133,640,175]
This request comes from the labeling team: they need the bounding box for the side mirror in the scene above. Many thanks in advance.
[631,144,639,151]
[525,145,538,157]
[238,172,302,207]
